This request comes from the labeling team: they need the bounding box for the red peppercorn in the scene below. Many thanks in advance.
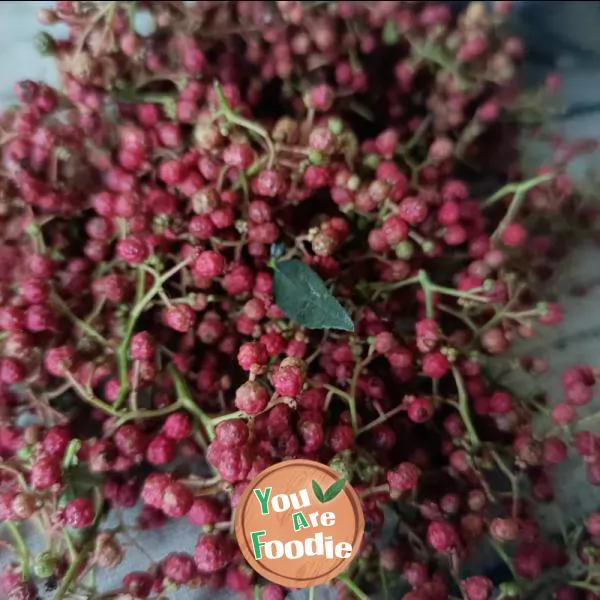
[31,455,61,489]
[329,424,354,452]
[0,358,26,384]
[194,251,226,279]
[65,497,95,529]
[141,473,171,509]
[162,412,192,440]
[161,552,197,584]
[114,424,148,459]
[427,520,458,553]
[123,572,154,598]
[551,403,576,426]
[489,517,518,541]
[116,236,149,264]
[235,381,269,415]
[146,434,176,465]
[161,481,193,517]
[215,419,249,448]
[129,331,156,361]
[542,437,567,464]
[586,513,600,537]
[188,497,222,527]
[164,304,196,333]
[462,576,493,600]
[237,342,269,372]
[271,364,304,397]
[421,352,450,379]
[42,426,71,458]
[500,223,527,247]
[194,533,233,573]
[407,396,434,423]
[387,463,420,492]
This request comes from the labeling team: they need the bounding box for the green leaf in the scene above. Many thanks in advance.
[382,19,399,45]
[273,260,354,331]
[323,477,347,502]
[312,480,325,503]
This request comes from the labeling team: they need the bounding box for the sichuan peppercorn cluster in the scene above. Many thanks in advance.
[0,2,599,599]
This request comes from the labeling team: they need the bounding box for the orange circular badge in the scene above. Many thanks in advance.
[235,459,364,588]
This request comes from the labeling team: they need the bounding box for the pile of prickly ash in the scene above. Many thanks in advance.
[0,1,600,599]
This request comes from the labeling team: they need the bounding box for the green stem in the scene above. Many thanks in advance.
[62,439,82,469]
[337,574,369,600]
[52,294,109,347]
[117,401,183,426]
[482,172,554,209]
[214,81,275,168]
[5,522,30,579]
[309,586,316,600]
[418,270,434,318]
[430,285,490,304]
[489,538,518,581]
[114,258,192,409]
[65,372,121,417]
[357,404,404,435]
[323,384,358,435]
[53,542,93,600]
[569,580,600,593]
[491,450,520,519]
[168,365,215,441]
[210,410,246,426]
[451,367,480,448]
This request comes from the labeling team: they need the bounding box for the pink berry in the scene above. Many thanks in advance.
[586,513,600,537]
[387,463,420,492]
[500,223,527,247]
[214,419,249,448]
[164,304,196,333]
[31,455,61,489]
[194,533,233,573]
[194,251,226,278]
[141,473,171,509]
[65,497,95,529]
[146,434,176,465]
[0,307,26,331]
[237,342,269,372]
[162,481,193,517]
[421,352,449,379]
[551,403,576,426]
[161,552,197,584]
[427,520,458,552]
[129,331,156,361]
[42,426,71,458]
[489,391,512,414]
[0,358,26,384]
[462,576,493,600]
[235,381,269,415]
[162,412,192,440]
[542,437,567,464]
[114,424,148,459]
[565,381,593,406]
[309,84,334,111]
[407,396,434,423]
[188,497,222,527]
[123,572,154,598]
[489,517,518,541]
[329,424,354,452]
[271,365,304,397]
[116,236,149,264]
